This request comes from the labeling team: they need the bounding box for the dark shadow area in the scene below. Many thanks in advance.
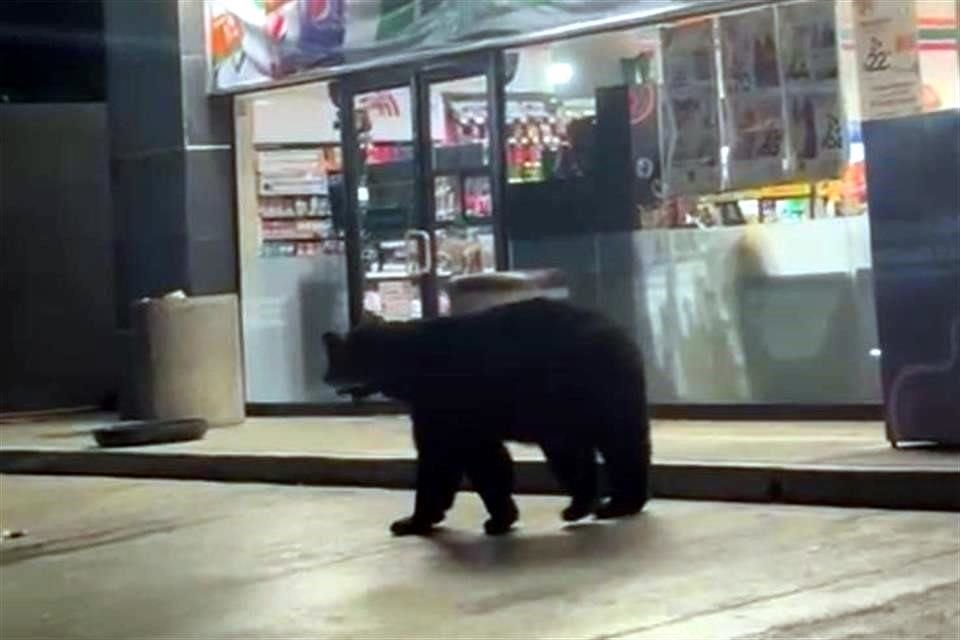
[0,104,118,412]
[427,513,661,572]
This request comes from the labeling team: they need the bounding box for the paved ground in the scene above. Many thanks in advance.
[3,414,958,469]
[1,475,957,639]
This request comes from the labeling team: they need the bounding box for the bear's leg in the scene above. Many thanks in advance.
[542,441,599,522]
[464,441,519,536]
[391,445,464,537]
[595,411,651,520]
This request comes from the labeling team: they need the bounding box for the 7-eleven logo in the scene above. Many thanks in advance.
[359,92,401,118]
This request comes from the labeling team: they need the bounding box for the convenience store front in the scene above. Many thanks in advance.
[211,0,959,423]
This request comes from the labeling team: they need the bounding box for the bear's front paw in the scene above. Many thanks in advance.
[390,516,436,537]
[562,498,599,522]
[594,497,646,520]
[483,517,516,536]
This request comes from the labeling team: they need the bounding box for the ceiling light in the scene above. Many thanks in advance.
[547,62,574,86]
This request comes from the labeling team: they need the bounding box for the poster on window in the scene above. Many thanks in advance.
[853,0,922,120]
[378,281,414,321]
[720,7,786,190]
[779,0,845,180]
[780,1,840,84]
[786,91,845,179]
[661,20,721,196]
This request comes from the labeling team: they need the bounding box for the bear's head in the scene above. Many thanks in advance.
[322,314,389,397]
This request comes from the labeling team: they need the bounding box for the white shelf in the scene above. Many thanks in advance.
[258,192,330,198]
[365,271,454,281]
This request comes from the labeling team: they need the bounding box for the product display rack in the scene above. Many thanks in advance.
[255,142,345,257]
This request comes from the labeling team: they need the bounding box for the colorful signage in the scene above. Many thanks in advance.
[205,0,676,92]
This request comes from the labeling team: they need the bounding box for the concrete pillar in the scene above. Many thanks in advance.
[104,0,237,326]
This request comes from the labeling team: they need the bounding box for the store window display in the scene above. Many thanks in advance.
[427,76,498,314]
[503,2,883,405]
[351,85,424,320]
[234,82,352,404]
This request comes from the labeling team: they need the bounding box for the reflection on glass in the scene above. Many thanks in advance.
[430,75,490,170]
[354,86,422,321]
[429,75,497,315]
[502,23,880,405]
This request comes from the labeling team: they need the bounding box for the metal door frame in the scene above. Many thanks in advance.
[338,51,506,328]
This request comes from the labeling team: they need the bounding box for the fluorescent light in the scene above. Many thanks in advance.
[547,62,574,86]
[849,142,865,163]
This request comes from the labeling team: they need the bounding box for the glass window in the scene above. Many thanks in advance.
[504,29,658,183]
[503,2,882,406]
[234,82,351,403]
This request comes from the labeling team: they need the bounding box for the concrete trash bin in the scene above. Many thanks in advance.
[447,269,568,315]
[122,293,245,426]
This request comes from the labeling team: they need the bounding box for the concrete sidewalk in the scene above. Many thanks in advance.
[1,415,958,511]
[2,475,959,639]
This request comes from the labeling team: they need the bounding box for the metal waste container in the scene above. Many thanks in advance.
[446,269,568,316]
[122,293,245,426]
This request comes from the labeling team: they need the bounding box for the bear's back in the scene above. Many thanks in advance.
[396,299,644,420]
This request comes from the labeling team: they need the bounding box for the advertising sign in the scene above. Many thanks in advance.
[779,0,845,180]
[630,82,662,210]
[661,19,721,196]
[206,0,674,92]
[852,0,922,120]
[720,7,786,190]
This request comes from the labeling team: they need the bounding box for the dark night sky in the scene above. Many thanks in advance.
[0,0,105,102]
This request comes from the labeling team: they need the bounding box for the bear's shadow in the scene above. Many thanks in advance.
[427,514,662,572]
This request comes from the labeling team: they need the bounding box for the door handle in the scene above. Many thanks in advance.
[405,229,433,277]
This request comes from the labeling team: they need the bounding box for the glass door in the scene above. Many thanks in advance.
[349,83,427,322]
[340,53,503,325]
[421,68,500,315]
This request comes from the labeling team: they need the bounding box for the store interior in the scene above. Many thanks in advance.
[234,0,958,406]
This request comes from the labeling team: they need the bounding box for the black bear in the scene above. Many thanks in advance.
[322,298,651,536]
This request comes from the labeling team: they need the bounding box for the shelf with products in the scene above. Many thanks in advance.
[651,178,848,229]
[259,240,344,259]
[364,270,455,282]
[257,215,331,221]
[254,145,345,259]
[260,217,341,241]
[256,144,340,197]
[433,170,494,223]
[254,142,343,174]
[259,192,331,197]
[505,93,585,184]
[258,193,333,219]
[359,140,414,167]
[435,225,495,275]
[441,91,583,185]
[262,236,343,243]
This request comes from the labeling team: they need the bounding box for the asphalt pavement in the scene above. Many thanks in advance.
[1,475,957,639]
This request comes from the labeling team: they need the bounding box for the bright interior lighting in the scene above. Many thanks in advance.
[547,62,574,86]
[849,142,865,163]
[869,348,882,358]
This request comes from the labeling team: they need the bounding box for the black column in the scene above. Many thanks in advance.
[105,0,236,326]
[863,110,960,446]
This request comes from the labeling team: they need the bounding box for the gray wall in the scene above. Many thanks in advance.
[0,104,118,411]
[104,0,236,327]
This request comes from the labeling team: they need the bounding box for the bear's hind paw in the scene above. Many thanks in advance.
[390,516,437,537]
[594,497,646,519]
[484,517,517,536]
[562,498,599,522]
